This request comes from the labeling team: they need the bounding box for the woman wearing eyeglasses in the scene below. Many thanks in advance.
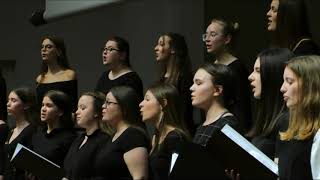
[92,86,149,180]
[203,18,251,134]
[95,36,143,98]
[36,35,78,112]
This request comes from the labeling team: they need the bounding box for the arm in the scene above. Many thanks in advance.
[123,147,148,180]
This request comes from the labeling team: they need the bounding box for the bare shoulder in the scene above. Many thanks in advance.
[36,74,42,83]
[0,120,5,125]
[64,69,77,80]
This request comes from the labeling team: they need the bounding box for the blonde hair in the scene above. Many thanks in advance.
[280,55,320,140]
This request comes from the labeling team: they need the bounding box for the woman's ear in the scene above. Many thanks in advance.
[224,35,232,45]
[160,98,168,110]
[213,85,223,96]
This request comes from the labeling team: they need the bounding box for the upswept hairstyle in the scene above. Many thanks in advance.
[199,63,234,110]
[280,55,320,140]
[248,48,293,137]
[210,17,240,49]
[273,0,311,50]
[108,86,145,131]
[106,36,131,67]
[39,35,71,78]
[147,83,190,151]
[44,90,74,128]
[158,33,192,87]
[11,87,39,124]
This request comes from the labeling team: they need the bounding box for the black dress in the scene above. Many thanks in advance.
[4,124,35,180]
[251,111,289,159]
[36,80,78,112]
[278,137,314,180]
[0,123,9,176]
[228,60,252,133]
[292,38,320,56]
[95,70,143,98]
[92,127,150,179]
[193,114,238,147]
[0,77,7,121]
[63,129,110,180]
[31,127,77,166]
[149,130,187,180]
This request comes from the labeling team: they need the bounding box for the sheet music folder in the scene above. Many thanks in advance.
[169,124,278,180]
[10,143,64,180]
[206,124,279,180]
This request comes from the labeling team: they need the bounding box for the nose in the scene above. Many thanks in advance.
[280,82,286,93]
[102,102,106,109]
[190,83,195,91]
[154,45,158,51]
[139,100,144,108]
[266,9,271,17]
[75,109,80,115]
[248,72,254,81]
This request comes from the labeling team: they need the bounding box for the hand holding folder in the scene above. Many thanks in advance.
[207,124,278,180]
[10,143,64,180]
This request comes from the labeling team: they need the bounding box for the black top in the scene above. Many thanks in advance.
[278,137,314,180]
[0,123,9,175]
[228,60,252,133]
[92,127,150,179]
[4,124,35,180]
[0,77,7,121]
[293,38,320,56]
[252,111,289,159]
[36,80,78,112]
[193,114,238,147]
[149,130,187,180]
[31,127,77,166]
[63,129,110,180]
[160,74,196,136]
[95,70,143,97]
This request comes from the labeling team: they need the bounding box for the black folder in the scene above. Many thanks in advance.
[206,124,278,180]
[169,141,228,180]
[10,143,64,180]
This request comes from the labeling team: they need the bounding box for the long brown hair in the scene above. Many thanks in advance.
[148,83,190,152]
[280,55,320,140]
[158,33,192,87]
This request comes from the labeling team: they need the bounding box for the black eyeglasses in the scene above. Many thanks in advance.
[103,47,120,52]
[104,100,118,107]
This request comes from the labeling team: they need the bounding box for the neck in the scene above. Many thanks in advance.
[110,63,129,76]
[85,122,99,135]
[214,51,236,65]
[155,112,164,130]
[205,101,227,124]
[47,60,63,74]
[47,120,60,134]
[15,116,30,129]
[164,59,173,78]
[115,120,129,134]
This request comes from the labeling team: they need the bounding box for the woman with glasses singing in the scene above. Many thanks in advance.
[95,36,143,98]
[36,35,78,112]
[203,18,251,134]
[92,86,149,180]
